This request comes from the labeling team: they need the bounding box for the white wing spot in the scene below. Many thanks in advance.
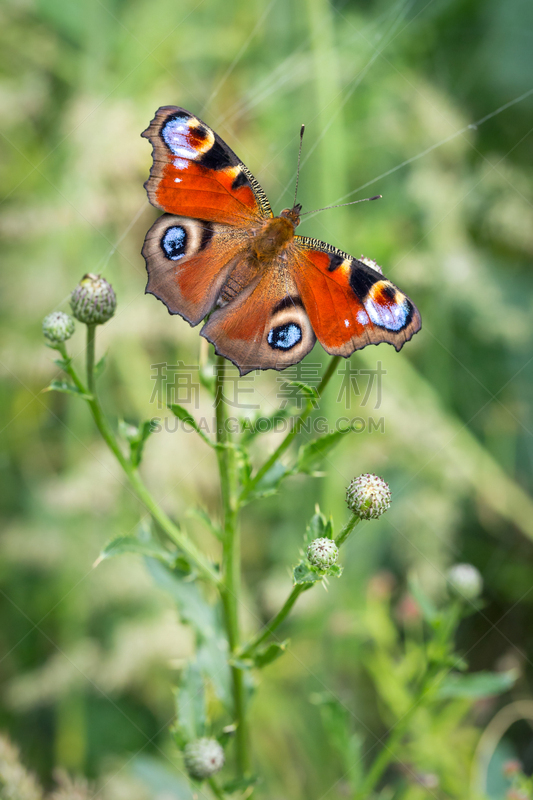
[174,177,182,183]
[364,296,409,331]
[344,319,350,327]
[357,309,368,325]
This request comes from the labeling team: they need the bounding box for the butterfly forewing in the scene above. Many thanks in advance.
[142,106,272,226]
[292,237,421,355]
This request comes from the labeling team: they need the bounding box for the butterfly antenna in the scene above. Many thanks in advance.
[300,195,382,216]
[293,124,305,208]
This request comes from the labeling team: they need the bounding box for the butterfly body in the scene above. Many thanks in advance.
[142,107,421,374]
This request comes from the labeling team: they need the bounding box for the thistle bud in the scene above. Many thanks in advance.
[70,274,116,325]
[307,538,338,569]
[446,563,483,600]
[42,312,75,344]
[346,474,391,519]
[183,738,224,780]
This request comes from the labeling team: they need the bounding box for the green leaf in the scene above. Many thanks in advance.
[94,353,107,379]
[246,460,288,501]
[253,640,289,668]
[53,357,70,370]
[168,403,214,447]
[186,507,223,542]
[222,776,259,794]
[437,669,517,699]
[293,561,323,584]
[131,419,157,466]
[145,564,231,706]
[304,507,333,542]
[118,419,158,466]
[296,426,353,475]
[293,560,342,584]
[131,755,193,800]
[240,407,293,442]
[311,693,364,792]
[285,380,319,403]
[408,579,439,623]
[44,379,91,400]
[235,445,252,487]
[175,661,206,744]
[196,636,232,708]
[95,535,177,567]
[146,560,219,640]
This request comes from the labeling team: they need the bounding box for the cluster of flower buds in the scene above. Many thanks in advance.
[43,274,116,346]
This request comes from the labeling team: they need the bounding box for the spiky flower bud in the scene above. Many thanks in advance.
[346,474,391,519]
[42,312,75,344]
[70,274,116,325]
[446,563,483,600]
[307,537,338,569]
[183,738,224,780]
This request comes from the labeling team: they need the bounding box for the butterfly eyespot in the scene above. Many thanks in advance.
[161,225,187,260]
[267,322,302,350]
[363,281,412,331]
[161,114,215,160]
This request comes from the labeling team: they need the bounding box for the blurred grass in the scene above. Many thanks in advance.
[1,0,533,797]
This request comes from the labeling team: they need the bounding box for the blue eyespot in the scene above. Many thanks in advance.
[267,323,302,350]
[161,226,187,260]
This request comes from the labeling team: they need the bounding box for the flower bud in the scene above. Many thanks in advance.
[70,273,116,325]
[446,563,483,600]
[346,474,391,519]
[307,537,338,569]
[42,312,75,344]
[183,738,224,780]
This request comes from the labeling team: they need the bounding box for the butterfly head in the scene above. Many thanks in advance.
[279,203,302,228]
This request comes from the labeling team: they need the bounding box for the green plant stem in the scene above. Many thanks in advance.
[241,512,360,658]
[86,324,96,395]
[241,583,312,657]
[215,356,250,778]
[353,661,447,799]
[58,337,219,585]
[335,514,360,546]
[208,778,226,799]
[241,356,341,501]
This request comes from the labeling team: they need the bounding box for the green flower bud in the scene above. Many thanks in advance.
[307,537,338,569]
[183,738,224,780]
[70,273,116,325]
[446,563,483,600]
[346,473,391,519]
[42,311,75,344]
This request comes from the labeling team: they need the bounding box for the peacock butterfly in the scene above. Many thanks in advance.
[141,107,421,375]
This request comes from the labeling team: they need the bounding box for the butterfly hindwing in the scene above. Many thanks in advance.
[201,269,316,375]
[142,214,251,325]
[142,106,272,227]
[292,237,421,356]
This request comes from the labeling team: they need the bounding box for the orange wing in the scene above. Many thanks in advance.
[142,106,272,227]
[292,237,421,356]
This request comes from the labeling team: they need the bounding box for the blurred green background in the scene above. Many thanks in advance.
[1,0,533,797]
